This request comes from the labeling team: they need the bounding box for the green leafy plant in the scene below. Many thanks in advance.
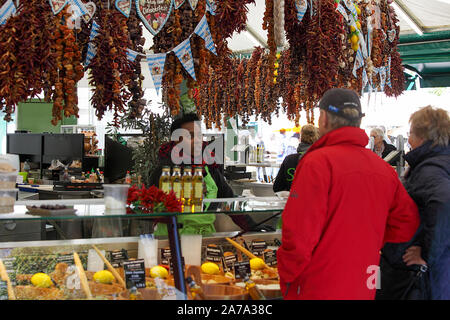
[107,107,172,186]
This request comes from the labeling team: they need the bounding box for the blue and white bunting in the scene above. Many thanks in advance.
[84,21,100,66]
[0,0,16,25]
[386,56,392,88]
[49,0,69,15]
[175,0,186,10]
[69,0,89,19]
[343,0,357,18]
[352,48,364,78]
[147,53,167,95]
[194,15,217,55]
[206,0,216,16]
[126,49,139,63]
[362,68,368,90]
[189,0,199,10]
[336,3,349,22]
[379,67,386,91]
[173,38,196,81]
[295,0,308,23]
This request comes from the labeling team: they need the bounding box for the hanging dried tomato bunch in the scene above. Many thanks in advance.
[0,0,55,121]
[88,8,133,126]
[126,4,146,120]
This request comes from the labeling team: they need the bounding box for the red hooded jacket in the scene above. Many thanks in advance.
[277,127,420,300]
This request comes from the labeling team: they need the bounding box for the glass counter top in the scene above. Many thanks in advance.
[0,197,287,221]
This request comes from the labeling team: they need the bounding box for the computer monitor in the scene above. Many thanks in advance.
[104,135,140,183]
[42,134,84,164]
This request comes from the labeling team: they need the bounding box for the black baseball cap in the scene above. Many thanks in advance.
[318,88,365,120]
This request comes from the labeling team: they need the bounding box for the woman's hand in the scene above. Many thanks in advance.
[402,246,427,266]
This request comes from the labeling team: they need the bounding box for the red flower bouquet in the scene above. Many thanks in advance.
[127,185,182,214]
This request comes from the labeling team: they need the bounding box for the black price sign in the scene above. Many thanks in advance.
[57,253,75,265]
[233,261,251,280]
[222,254,237,272]
[0,280,8,300]
[263,250,277,267]
[123,259,146,289]
[251,240,267,256]
[206,244,223,263]
[108,249,128,268]
[160,248,171,265]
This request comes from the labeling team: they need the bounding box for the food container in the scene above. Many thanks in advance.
[103,184,130,214]
[0,188,18,214]
[0,172,17,189]
[202,284,249,300]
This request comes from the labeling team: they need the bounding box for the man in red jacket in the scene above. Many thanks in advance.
[277,88,420,300]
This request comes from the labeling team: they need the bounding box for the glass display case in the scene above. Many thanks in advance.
[0,197,285,300]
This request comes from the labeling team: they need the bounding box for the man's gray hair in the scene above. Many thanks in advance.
[370,128,384,138]
[326,108,362,131]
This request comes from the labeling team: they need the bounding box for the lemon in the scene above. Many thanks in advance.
[31,273,53,288]
[93,270,115,284]
[352,43,359,52]
[356,6,361,15]
[351,34,359,45]
[350,25,356,32]
[356,21,361,30]
[250,258,265,270]
[276,52,281,59]
[150,265,169,279]
[201,262,220,275]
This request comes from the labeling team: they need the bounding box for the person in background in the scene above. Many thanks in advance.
[277,88,420,300]
[273,124,319,192]
[377,106,450,300]
[149,113,267,235]
[370,127,397,164]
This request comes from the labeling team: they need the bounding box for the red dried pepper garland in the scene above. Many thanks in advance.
[88,7,133,126]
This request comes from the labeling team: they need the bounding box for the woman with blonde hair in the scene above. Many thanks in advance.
[378,106,450,300]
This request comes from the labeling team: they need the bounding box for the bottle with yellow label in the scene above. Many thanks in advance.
[171,166,182,200]
[181,166,193,213]
[192,167,203,212]
[159,166,171,193]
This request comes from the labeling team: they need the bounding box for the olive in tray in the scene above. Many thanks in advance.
[31,205,67,210]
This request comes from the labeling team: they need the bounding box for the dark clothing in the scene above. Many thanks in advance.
[273,143,311,192]
[149,142,257,232]
[378,141,450,300]
[381,141,398,165]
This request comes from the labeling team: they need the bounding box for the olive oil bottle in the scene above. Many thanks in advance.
[171,166,182,200]
[192,167,203,212]
[181,166,193,213]
[159,166,171,193]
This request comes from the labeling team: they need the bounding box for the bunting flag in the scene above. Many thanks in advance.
[367,16,373,58]
[189,0,199,10]
[115,0,131,18]
[84,20,100,66]
[126,48,139,63]
[147,53,167,94]
[175,0,186,9]
[386,56,392,88]
[194,15,217,55]
[362,68,368,90]
[352,48,364,78]
[343,0,357,18]
[379,66,387,91]
[336,3,349,22]
[0,0,16,25]
[49,0,69,15]
[173,37,196,80]
[70,0,89,19]
[206,0,216,16]
[295,0,308,23]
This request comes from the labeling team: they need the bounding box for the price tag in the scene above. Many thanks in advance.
[160,248,171,265]
[222,253,237,272]
[233,261,251,280]
[0,280,8,300]
[108,249,128,268]
[206,244,223,263]
[251,240,267,256]
[263,250,278,267]
[123,259,146,289]
[57,253,75,266]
